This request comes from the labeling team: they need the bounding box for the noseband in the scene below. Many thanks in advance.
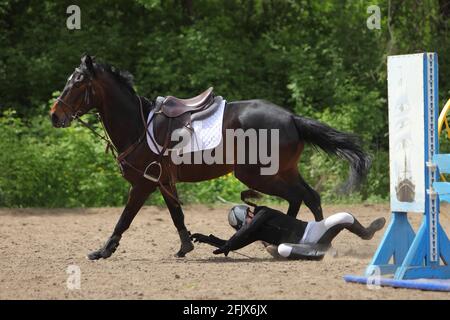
[56,81,95,120]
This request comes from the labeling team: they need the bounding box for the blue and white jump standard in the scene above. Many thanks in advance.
[344,53,450,291]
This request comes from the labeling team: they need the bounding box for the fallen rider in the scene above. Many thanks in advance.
[191,196,385,260]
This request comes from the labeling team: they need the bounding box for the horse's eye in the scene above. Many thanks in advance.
[75,74,84,82]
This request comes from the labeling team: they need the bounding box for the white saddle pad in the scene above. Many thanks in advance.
[146,98,226,155]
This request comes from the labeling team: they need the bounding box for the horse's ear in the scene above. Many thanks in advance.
[81,54,95,75]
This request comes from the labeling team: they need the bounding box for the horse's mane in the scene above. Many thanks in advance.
[97,63,135,94]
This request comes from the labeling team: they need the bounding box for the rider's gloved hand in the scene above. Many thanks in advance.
[190,233,210,244]
[213,246,230,256]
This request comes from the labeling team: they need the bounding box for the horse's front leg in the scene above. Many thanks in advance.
[88,183,155,260]
[160,185,194,257]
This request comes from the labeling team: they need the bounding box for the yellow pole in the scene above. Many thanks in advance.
[438,98,450,182]
[438,98,450,137]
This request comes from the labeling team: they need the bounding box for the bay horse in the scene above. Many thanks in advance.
[50,55,370,259]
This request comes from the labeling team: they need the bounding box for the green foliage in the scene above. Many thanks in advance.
[0,109,130,207]
[3,0,450,207]
[0,107,252,207]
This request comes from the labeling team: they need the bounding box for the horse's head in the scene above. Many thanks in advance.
[50,54,98,128]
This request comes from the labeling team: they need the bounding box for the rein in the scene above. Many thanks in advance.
[56,84,181,205]
[76,113,119,158]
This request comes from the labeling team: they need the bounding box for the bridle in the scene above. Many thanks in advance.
[56,81,120,156]
[55,76,181,204]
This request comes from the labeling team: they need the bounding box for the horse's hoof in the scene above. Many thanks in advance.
[87,248,114,260]
[175,250,186,258]
[87,235,121,260]
[87,250,103,260]
[175,242,194,258]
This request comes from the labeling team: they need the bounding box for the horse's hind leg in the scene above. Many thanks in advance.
[235,168,296,211]
[297,174,323,221]
[235,167,323,221]
[279,171,323,221]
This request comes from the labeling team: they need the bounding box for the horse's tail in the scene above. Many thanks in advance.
[293,115,371,192]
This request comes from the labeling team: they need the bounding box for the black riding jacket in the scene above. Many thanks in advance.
[207,206,308,253]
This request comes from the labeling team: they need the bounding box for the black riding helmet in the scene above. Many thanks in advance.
[228,205,250,230]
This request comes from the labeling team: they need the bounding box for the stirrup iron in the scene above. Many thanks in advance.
[143,161,162,182]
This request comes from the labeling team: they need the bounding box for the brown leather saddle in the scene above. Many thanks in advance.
[161,87,214,117]
[150,87,220,149]
[144,87,222,192]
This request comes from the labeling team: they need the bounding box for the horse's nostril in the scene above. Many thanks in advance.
[51,113,59,126]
